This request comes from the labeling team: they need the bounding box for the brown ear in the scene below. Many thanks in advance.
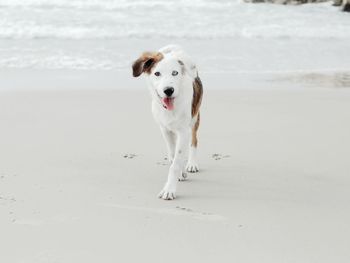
[132,52,163,77]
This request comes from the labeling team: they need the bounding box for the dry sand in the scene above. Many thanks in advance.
[1,70,350,262]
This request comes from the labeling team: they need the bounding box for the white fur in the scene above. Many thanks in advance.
[140,45,201,200]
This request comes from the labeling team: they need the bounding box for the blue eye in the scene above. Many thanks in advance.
[172,71,178,76]
[154,72,161,77]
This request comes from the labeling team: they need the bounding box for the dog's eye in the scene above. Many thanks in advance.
[154,72,161,77]
[172,71,178,76]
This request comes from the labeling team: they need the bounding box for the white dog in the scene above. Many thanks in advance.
[132,45,203,200]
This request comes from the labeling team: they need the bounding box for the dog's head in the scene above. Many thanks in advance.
[132,51,185,111]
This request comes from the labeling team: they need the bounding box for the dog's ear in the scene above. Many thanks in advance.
[132,52,163,77]
[177,59,197,79]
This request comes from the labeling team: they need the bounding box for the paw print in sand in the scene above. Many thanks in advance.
[123,153,137,159]
[211,153,230,160]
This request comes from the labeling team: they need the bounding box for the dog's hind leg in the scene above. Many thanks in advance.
[186,113,200,173]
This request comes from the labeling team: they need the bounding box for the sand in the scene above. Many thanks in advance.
[1,70,350,263]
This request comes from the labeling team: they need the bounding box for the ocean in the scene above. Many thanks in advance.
[0,0,349,72]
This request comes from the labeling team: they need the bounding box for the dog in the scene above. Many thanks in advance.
[132,45,203,200]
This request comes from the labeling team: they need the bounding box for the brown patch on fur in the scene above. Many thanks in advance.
[192,112,200,147]
[191,76,203,147]
[192,77,203,117]
[132,52,164,77]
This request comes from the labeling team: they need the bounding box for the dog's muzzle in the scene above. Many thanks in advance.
[156,89,175,111]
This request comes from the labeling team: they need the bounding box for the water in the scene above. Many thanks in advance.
[0,0,349,71]
[1,0,349,40]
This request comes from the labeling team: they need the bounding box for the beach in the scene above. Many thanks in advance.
[1,0,350,262]
[1,69,350,262]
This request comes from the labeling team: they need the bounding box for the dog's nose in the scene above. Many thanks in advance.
[164,87,174,97]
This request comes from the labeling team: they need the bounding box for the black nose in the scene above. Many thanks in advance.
[164,87,174,97]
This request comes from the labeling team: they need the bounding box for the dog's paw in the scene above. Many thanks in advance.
[178,172,187,181]
[186,162,199,173]
[158,187,176,200]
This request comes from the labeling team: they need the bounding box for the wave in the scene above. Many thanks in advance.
[0,0,349,40]
[0,25,348,40]
[0,0,240,11]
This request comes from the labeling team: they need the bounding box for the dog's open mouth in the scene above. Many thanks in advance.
[162,97,174,110]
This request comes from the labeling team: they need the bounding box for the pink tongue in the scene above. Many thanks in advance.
[162,98,174,110]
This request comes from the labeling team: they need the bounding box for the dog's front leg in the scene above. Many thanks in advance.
[158,128,190,200]
[160,126,176,164]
